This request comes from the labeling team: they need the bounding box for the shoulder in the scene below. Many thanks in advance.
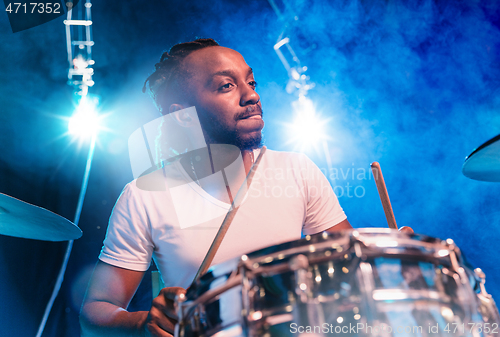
[123,161,185,197]
[113,164,180,216]
[261,149,312,168]
[262,149,321,178]
[257,149,324,183]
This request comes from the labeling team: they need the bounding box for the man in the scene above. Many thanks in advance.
[80,38,352,337]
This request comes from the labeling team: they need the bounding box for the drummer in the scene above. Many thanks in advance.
[80,38,354,337]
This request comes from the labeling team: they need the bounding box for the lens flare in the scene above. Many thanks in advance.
[68,98,100,138]
[285,96,330,152]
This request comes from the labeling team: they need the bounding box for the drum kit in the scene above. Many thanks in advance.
[0,135,499,337]
[177,230,499,337]
[175,134,500,337]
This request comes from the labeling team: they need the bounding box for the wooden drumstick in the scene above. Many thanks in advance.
[193,146,267,283]
[370,162,398,230]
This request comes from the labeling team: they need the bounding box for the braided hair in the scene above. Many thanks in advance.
[143,38,220,114]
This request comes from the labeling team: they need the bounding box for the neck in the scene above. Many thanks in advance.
[180,146,256,203]
[241,149,254,176]
[180,146,255,181]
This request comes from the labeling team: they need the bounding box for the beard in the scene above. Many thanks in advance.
[198,109,264,151]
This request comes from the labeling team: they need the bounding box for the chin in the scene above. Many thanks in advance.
[237,132,263,151]
[207,128,263,150]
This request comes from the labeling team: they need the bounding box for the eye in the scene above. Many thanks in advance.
[249,81,257,88]
[218,83,234,91]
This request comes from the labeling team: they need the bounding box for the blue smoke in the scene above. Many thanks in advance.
[258,0,500,299]
[1,1,500,335]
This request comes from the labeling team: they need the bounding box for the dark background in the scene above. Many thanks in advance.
[1,0,499,336]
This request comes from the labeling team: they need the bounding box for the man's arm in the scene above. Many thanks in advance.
[80,261,147,336]
[80,261,185,337]
[325,219,353,233]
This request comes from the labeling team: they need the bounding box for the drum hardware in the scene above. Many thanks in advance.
[355,261,376,327]
[372,288,450,301]
[475,268,491,298]
[443,240,482,325]
[241,257,251,319]
[444,239,480,325]
[289,254,326,335]
[288,254,312,303]
[175,293,188,337]
[446,238,471,287]
[474,268,500,325]
[178,273,244,336]
[242,234,351,273]
[177,229,500,337]
[354,240,363,259]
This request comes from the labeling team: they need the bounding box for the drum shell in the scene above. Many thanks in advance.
[177,229,500,337]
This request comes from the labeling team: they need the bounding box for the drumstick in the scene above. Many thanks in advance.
[370,162,398,229]
[192,146,267,283]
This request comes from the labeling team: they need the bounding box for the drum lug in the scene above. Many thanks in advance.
[175,292,187,320]
[446,239,470,284]
[289,254,326,333]
[289,254,311,302]
[474,268,500,327]
[474,268,491,298]
[175,293,188,337]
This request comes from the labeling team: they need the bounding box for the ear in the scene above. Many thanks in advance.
[169,104,186,114]
[169,104,198,127]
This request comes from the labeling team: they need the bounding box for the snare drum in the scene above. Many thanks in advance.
[176,229,499,337]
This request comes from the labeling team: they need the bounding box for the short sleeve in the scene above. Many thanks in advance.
[99,183,154,271]
[301,155,347,235]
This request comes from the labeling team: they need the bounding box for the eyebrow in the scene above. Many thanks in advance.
[207,67,254,86]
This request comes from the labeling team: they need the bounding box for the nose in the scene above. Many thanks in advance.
[240,84,260,106]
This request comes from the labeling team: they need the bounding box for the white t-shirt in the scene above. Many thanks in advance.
[99,149,346,289]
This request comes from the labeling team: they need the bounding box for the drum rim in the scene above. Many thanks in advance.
[191,229,456,291]
[243,228,449,267]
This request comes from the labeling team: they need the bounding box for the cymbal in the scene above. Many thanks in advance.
[0,193,82,241]
[462,134,500,182]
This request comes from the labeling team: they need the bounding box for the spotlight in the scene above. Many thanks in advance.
[68,97,100,138]
[73,55,88,70]
[286,96,329,151]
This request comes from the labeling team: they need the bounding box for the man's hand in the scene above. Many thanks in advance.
[80,262,187,337]
[145,287,186,337]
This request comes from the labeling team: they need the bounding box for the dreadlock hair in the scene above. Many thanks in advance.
[142,38,220,114]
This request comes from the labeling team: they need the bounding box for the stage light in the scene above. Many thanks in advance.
[68,98,100,138]
[63,19,93,26]
[289,113,325,146]
[285,96,330,152]
[73,55,88,70]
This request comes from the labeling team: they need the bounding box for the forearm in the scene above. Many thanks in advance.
[80,301,149,337]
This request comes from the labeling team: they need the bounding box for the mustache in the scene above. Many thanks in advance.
[234,105,263,120]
